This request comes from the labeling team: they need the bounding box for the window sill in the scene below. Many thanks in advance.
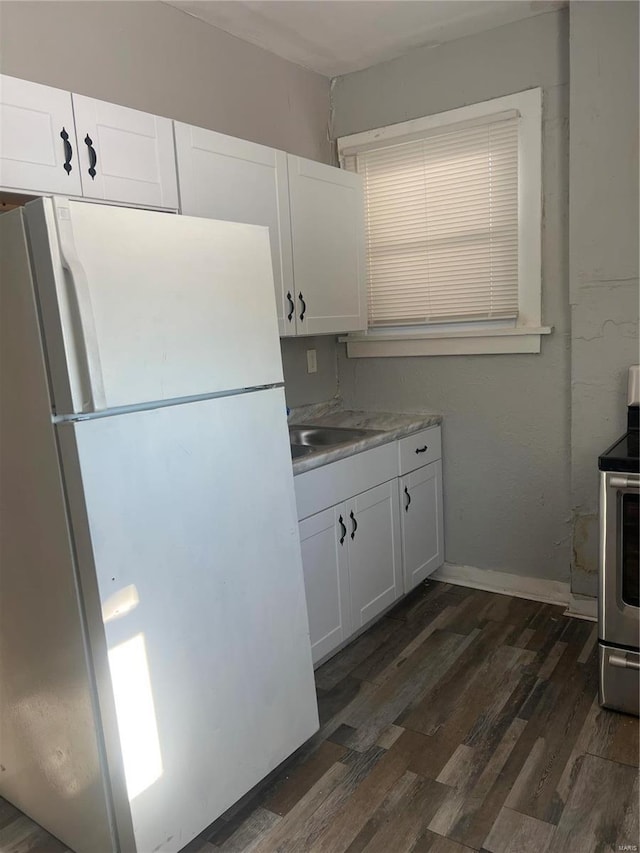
[338,326,553,357]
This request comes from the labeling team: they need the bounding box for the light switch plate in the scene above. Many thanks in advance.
[306,349,317,374]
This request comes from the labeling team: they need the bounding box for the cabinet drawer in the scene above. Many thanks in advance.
[398,426,441,475]
[294,441,397,521]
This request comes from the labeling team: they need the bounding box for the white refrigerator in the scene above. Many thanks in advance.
[0,197,318,853]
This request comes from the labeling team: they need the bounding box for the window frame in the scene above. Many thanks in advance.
[337,88,550,357]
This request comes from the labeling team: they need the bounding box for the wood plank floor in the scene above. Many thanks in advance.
[2,582,638,853]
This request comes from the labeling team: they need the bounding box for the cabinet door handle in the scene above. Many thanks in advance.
[415,445,428,454]
[338,515,346,546]
[350,510,358,540]
[84,134,97,179]
[404,486,411,512]
[286,291,295,323]
[60,127,73,175]
[298,292,307,322]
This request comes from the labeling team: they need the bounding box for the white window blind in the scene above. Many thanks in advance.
[344,114,520,327]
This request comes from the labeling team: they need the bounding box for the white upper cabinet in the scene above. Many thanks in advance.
[72,95,178,209]
[287,155,367,335]
[0,76,178,209]
[174,124,294,337]
[0,76,82,196]
[1,77,367,335]
[174,123,367,337]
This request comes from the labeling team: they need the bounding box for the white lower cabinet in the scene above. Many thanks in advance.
[299,480,401,666]
[299,505,351,665]
[347,481,402,631]
[295,427,443,667]
[400,460,444,592]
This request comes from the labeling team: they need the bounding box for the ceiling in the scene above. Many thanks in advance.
[166,1,566,78]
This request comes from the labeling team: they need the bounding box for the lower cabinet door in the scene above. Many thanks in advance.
[400,460,444,591]
[299,504,351,665]
[348,481,402,630]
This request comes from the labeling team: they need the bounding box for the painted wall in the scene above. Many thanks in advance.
[280,336,339,408]
[0,1,331,160]
[332,11,572,582]
[569,2,639,596]
[0,0,340,405]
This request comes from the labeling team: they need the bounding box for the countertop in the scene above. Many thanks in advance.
[288,400,442,475]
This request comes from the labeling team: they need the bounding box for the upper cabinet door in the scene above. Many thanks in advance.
[287,155,367,335]
[0,75,82,196]
[72,95,178,209]
[174,123,295,337]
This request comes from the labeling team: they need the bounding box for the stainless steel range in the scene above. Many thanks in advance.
[598,365,640,716]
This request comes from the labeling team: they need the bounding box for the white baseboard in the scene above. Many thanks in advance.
[432,562,571,608]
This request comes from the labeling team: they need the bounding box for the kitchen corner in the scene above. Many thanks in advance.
[1,1,638,850]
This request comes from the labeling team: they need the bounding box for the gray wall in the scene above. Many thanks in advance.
[569,2,639,596]
[280,336,339,408]
[332,11,572,582]
[0,0,340,406]
[0,1,331,160]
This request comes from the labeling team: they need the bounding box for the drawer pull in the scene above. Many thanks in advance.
[298,292,307,322]
[404,486,411,511]
[350,510,358,540]
[415,445,428,454]
[338,515,346,546]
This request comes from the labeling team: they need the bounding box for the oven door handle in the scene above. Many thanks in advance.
[609,475,640,491]
[610,654,640,671]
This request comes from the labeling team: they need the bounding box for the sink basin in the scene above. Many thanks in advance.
[289,424,382,449]
[290,443,315,460]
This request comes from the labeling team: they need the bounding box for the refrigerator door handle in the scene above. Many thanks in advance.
[52,198,107,412]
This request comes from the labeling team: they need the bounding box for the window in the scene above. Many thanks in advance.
[338,89,549,357]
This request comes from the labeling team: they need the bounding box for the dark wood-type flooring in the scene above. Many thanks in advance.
[2,582,639,853]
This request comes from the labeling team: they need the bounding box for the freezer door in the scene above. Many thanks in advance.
[25,197,283,414]
[57,388,318,853]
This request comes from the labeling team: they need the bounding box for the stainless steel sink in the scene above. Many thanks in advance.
[289,424,382,450]
[290,443,315,460]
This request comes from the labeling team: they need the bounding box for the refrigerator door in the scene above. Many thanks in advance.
[25,197,284,415]
[57,387,318,853]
